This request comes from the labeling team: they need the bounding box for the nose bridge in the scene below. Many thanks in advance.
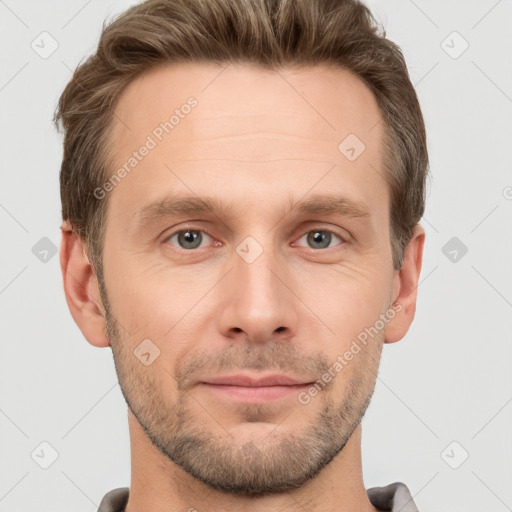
[243,235,277,286]
[235,231,283,308]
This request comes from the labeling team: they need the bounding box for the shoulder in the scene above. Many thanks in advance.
[97,487,130,512]
[367,481,419,512]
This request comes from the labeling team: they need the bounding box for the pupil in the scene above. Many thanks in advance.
[309,231,330,249]
[181,230,200,249]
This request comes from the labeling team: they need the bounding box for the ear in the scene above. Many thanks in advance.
[60,221,110,348]
[384,223,425,344]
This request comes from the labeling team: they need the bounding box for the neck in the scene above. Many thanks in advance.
[123,411,380,512]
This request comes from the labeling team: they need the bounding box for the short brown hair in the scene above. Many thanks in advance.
[54,0,429,273]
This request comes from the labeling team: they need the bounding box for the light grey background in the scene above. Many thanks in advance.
[1,1,511,511]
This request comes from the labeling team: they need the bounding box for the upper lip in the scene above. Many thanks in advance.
[201,374,311,387]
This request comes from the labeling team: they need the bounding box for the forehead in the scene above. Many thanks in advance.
[110,61,383,161]
[105,61,387,228]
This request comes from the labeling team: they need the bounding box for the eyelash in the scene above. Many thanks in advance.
[163,226,347,252]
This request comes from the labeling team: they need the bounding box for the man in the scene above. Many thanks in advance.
[55,0,428,510]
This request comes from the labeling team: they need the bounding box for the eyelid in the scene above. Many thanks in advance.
[163,224,349,251]
[162,226,216,248]
[292,227,347,249]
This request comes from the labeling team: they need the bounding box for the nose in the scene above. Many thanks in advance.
[216,236,299,345]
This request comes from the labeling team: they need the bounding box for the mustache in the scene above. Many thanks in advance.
[174,340,332,391]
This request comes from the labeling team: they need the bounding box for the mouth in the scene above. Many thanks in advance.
[198,373,314,404]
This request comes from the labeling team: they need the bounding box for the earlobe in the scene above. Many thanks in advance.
[384,224,426,344]
[60,221,110,348]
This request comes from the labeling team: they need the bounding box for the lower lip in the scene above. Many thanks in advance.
[200,383,311,403]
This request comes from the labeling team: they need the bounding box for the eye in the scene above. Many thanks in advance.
[295,229,344,250]
[165,229,213,250]
[163,227,345,252]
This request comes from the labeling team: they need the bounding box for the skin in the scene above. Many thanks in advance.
[60,62,425,512]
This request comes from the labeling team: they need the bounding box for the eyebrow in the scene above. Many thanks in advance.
[134,193,371,228]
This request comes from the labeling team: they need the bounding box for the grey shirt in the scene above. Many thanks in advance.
[97,482,419,511]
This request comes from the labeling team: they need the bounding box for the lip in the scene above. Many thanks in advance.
[202,373,309,387]
[199,373,313,404]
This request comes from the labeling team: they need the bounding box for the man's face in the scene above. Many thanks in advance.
[100,62,395,495]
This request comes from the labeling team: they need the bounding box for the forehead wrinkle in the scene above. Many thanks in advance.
[170,158,336,164]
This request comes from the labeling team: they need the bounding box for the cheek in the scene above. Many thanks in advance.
[104,254,201,339]
[301,265,390,335]
[104,229,392,349]
[299,270,388,386]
